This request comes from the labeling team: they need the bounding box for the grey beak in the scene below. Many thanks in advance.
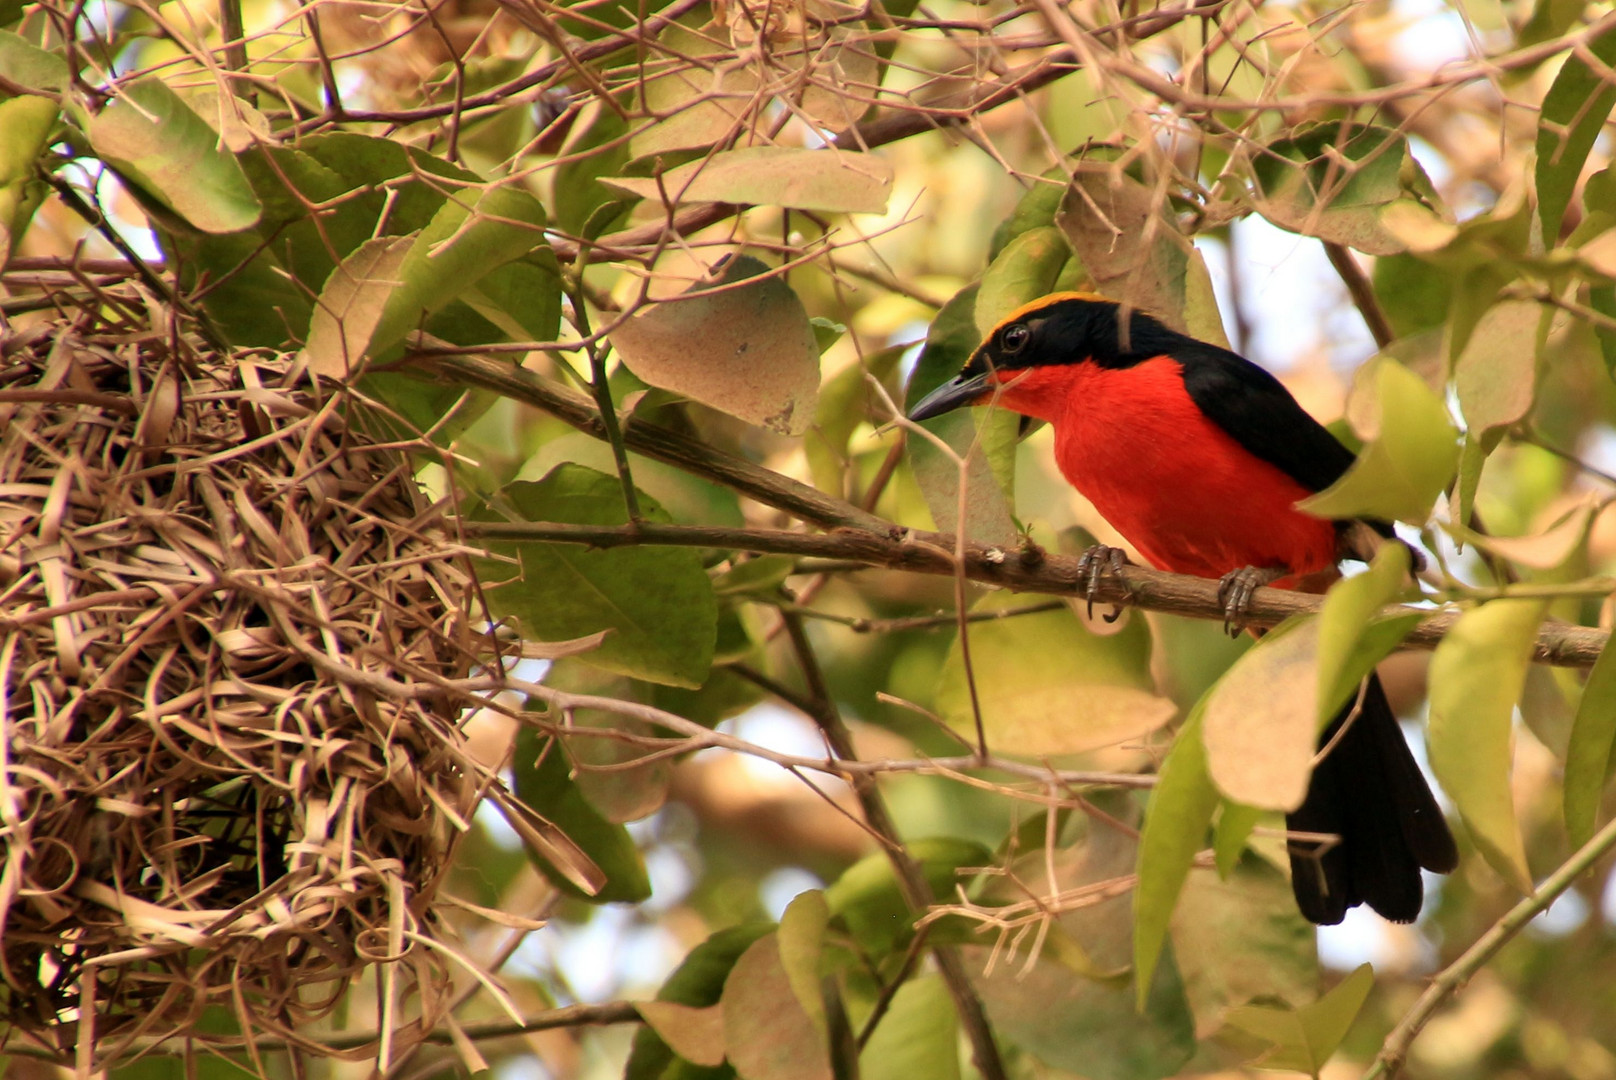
[906,371,992,422]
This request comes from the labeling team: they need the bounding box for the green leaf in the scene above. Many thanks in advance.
[1315,543,1416,720]
[1212,802,1262,878]
[358,369,497,445]
[1372,254,1451,338]
[1536,23,1616,241]
[1297,357,1459,524]
[1454,299,1543,445]
[1134,701,1219,1009]
[461,250,565,344]
[974,225,1072,335]
[1593,286,1616,382]
[859,975,959,1080]
[1056,157,1229,345]
[639,1003,727,1068]
[1444,265,1513,364]
[475,463,718,687]
[169,134,508,347]
[85,78,261,234]
[1174,856,1317,1037]
[1203,617,1319,812]
[804,343,903,494]
[298,237,414,379]
[936,592,1175,756]
[611,255,821,435]
[367,182,549,356]
[167,146,351,345]
[1251,123,1414,256]
[1223,962,1374,1076]
[301,131,475,231]
[722,932,833,1080]
[906,284,1020,544]
[627,924,774,1080]
[0,94,55,265]
[556,102,634,237]
[826,838,990,959]
[778,891,830,1038]
[0,29,66,92]
[300,183,548,374]
[519,429,746,530]
[989,173,1067,260]
[539,665,677,823]
[603,147,893,214]
[810,317,845,354]
[1564,640,1616,848]
[713,555,797,597]
[1519,0,1584,48]
[974,942,1195,1080]
[1427,598,1546,893]
[511,727,650,902]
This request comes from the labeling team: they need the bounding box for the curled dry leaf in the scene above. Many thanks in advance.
[611,255,821,435]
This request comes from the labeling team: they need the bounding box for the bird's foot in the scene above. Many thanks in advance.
[1217,565,1287,636]
[1076,545,1131,623]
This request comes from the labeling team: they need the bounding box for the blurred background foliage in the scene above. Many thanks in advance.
[9,0,1616,1076]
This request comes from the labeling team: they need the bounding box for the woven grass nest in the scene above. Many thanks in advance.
[0,301,486,1057]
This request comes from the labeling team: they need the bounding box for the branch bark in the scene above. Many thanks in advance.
[464,519,1612,669]
[426,352,888,532]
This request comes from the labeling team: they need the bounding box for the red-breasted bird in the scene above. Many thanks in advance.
[906,292,1458,925]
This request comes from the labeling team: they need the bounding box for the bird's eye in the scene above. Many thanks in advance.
[1000,324,1030,354]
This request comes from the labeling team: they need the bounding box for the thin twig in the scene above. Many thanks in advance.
[1324,242,1395,350]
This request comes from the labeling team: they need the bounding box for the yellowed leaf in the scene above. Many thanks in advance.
[640,1001,727,1067]
[1203,620,1319,811]
[612,256,821,435]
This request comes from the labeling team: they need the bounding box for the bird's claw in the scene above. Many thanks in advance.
[1076,544,1131,623]
[1217,565,1285,636]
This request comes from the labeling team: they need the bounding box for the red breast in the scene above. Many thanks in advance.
[988,358,1339,582]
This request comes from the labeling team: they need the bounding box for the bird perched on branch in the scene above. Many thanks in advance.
[906,291,1457,925]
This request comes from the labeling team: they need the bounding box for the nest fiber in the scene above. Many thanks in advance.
[0,305,481,1058]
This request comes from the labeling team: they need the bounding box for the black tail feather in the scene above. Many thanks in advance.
[1285,673,1458,925]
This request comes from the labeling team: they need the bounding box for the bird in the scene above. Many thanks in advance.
[905,291,1458,925]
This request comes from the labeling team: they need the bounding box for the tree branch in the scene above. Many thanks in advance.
[463,520,1612,668]
[4,1003,643,1062]
[1324,242,1395,350]
[424,352,889,532]
[1362,810,1616,1078]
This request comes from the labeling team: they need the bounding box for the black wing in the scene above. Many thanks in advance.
[1175,342,1359,496]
